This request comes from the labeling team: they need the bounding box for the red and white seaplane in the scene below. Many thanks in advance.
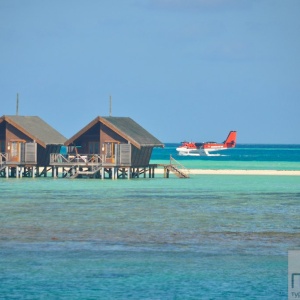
[176,131,237,156]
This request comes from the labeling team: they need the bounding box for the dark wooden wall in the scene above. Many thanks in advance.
[131,146,153,167]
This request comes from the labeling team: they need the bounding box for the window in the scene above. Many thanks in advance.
[88,142,100,154]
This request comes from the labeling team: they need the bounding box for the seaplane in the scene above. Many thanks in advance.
[176,131,237,156]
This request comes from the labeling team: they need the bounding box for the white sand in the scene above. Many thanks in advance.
[156,168,300,176]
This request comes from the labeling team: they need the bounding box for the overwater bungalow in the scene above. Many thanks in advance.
[50,116,165,179]
[0,115,66,177]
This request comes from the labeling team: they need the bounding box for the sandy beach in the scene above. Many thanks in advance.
[190,169,300,176]
[157,168,300,176]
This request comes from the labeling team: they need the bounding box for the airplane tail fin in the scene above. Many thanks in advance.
[224,131,237,148]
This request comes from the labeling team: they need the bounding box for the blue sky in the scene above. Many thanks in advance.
[1,0,299,144]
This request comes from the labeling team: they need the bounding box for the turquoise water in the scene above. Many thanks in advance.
[1,145,300,299]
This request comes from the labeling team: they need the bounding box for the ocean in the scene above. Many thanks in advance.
[151,143,300,171]
[1,144,300,299]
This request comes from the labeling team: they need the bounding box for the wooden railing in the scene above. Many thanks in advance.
[50,153,103,164]
[0,153,9,166]
[170,155,189,172]
[169,155,190,178]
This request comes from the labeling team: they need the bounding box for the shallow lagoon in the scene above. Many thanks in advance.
[1,174,299,299]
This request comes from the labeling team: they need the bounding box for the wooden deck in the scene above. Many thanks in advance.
[48,153,159,179]
[0,153,189,179]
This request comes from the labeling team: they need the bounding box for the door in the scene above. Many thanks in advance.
[104,142,116,164]
[10,141,22,162]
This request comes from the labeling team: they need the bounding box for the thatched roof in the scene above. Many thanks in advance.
[65,116,164,149]
[0,115,67,148]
